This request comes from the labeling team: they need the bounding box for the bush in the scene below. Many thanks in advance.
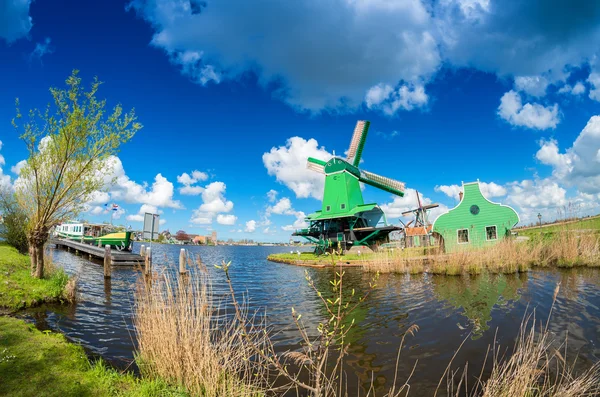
[0,188,28,254]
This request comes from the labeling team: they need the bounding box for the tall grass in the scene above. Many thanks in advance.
[363,231,600,276]
[444,285,600,396]
[133,262,270,397]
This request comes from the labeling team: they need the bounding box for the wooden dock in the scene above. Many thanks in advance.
[49,238,145,266]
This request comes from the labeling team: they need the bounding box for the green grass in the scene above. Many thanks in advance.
[517,216,600,238]
[0,243,71,311]
[268,246,437,264]
[0,316,188,397]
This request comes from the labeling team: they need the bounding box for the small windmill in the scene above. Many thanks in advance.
[293,120,405,254]
[400,190,439,248]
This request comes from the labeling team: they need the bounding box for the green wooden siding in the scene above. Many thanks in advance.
[432,182,519,252]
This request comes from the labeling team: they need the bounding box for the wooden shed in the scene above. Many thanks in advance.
[432,181,519,252]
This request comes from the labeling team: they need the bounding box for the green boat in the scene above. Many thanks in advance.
[53,222,133,251]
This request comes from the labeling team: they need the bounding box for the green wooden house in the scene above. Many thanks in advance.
[432,181,519,252]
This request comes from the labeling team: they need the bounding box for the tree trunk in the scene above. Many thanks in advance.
[35,242,45,279]
[29,242,37,276]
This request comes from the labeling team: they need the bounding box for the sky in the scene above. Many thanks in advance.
[1,0,600,242]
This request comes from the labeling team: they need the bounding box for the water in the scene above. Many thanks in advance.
[21,243,600,395]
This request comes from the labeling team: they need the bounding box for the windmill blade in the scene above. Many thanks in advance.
[359,170,405,196]
[422,203,440,210]
[401,209,417,216]
[307,157,327,174]
[346,120,370,167]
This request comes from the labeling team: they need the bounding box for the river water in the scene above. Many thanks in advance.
[22,243,600,396]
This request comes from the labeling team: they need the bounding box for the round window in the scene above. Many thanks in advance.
[470,205,480,215]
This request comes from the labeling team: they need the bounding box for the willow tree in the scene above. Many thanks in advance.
[13,70,142,278]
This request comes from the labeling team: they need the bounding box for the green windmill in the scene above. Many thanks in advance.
[293,120,405,254]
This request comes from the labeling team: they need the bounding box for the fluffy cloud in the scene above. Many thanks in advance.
[190,181,235,225]
[10,160,27,175]
[126,204,162,222]
[245,220,257,233]
[129,0,600,114]
[128,0,439,112]
[514,75,549,97]
[381,188,448,223]
[105,156,183,209]
[535,115,600,193]
[498,90,559,130]
[216,214,237,225]
[366,83,428,115]
[506,178,567,212]
[264,197,308,232]
[0,141,12,190]
[0,0,32,43]
[177,170,208,195]
[588,73,600,101]
[435,181,507,201]
[266,189,278,203]
[263,137,332,199]
[558,82,586,96]
[268,197,292,215]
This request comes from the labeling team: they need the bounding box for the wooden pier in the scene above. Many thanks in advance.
[49,238,145,266]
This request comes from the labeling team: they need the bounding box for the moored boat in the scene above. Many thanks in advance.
[53,222,133,251]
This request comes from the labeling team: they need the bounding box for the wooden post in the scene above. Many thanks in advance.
[97,239,102,248]
[103,245,112,278]
[145,247,152,276]
[140,245,146,258]
[179,248,187,275]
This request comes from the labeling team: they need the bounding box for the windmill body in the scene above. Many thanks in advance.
[293,121,405,254]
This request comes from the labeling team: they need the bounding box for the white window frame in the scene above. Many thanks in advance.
[485,225,498,241]
[457,228,470,244]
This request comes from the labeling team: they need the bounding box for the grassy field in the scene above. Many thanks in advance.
[0,243,72,311]
[0,316,188,397]
[517,216,600,237]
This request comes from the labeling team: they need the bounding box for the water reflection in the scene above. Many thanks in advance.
[432,272,527,338]
[17,244,600,395]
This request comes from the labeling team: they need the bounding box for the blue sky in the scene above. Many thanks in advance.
[1,0,600,241]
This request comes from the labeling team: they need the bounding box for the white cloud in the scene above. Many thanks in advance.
[281,211,308,232]
[498,90,559,130]
[245,220,257,233]
[29,37,53,62]
[263,137,332,199]
[105,156,183,209]
[177,169,208,195]
[126,204,162,222]
[535,115,600,193]
[588,73,600,101]
[435,182,507,201]
[381,188,448,223]
[558,82,586,96]
[366,83,428,115]
[10,160,27,175]
[0,0,32,43]
[190,181,235,225]
[514,75,549,97]
[506,178,567,212]
[0,141,12,190]
[216,214,237,225]
[128,0,440,112]
[269,197,292,215]
[266,189,278,203]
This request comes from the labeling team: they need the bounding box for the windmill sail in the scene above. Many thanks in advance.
[360,170,405,196]
[346,120,370,167]
[306,157,327,174]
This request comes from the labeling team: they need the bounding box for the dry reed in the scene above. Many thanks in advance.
[363,231,600,276]
[133,262,271,396]
[444,285,600,397]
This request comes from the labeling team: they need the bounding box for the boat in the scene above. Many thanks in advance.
[53,222,133,251]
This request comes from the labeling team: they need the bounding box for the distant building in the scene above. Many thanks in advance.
[193,235,207,244]
[211,231,217,244]
[432,181,519,252]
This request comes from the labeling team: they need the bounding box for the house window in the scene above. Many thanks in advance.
[326,205,331,212]
[340,203,346,210]
[486,226,497,241]
[457,229,469,244]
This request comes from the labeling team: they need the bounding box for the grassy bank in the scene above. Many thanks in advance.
[517,215,600,237]
[268,231,600,275]
[0,316,187,397]
[0,243,74,311]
